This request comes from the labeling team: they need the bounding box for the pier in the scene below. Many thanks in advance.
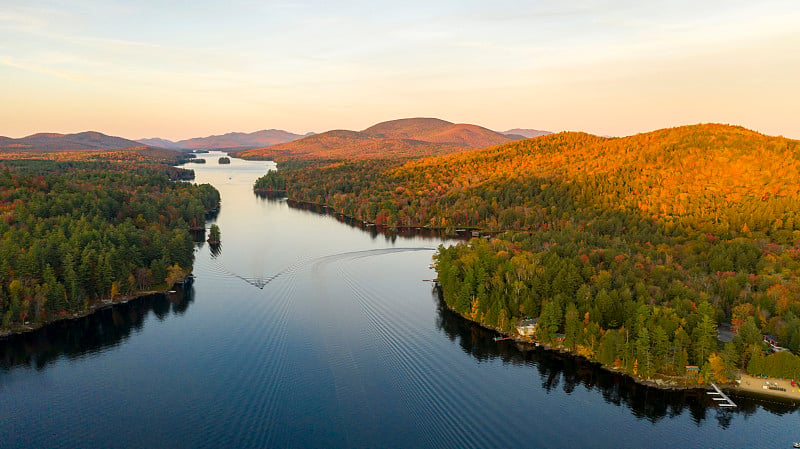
[708,382,737,408]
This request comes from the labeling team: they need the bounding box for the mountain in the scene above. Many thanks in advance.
[238,118,510,160]
[238,129,458,160]
[363,118,511,148]
[137,137,185,150]
[280,123,800,235]
[140,129,306,151]
[388,123,800,232]
[274,122,800,384]
[0,131,151,152]
[502,128,552,139]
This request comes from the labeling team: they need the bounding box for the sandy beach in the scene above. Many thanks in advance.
[732,374,800,402]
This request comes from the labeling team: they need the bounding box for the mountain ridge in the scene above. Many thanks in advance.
[138,129,306,150]
[238,117,515,160]
[0,131,151,152]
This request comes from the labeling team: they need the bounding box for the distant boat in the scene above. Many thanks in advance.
[792,442,800,448]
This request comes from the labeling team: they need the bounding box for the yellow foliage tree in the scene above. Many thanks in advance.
[708,353,729,384]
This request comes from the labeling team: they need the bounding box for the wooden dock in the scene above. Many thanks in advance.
[708,382,737,408]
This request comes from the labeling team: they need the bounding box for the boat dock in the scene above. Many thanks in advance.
[708,382,737,408]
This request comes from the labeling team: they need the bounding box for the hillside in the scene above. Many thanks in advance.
[281,123,800,235]
[177,129,305,150]
[503,128,552,139]
[137,137,184,150]
[273,123,800,383]
[238,118,509,161]
[238,129,459,160]
[0,131,149,152]
[140,129,306,150]
[362,117,512,148]
[390,123,800,234]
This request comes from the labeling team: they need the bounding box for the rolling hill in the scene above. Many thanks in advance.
[362,118,512,148]
[279,123,800,236]
[237,118,512,160]
[274,123,800,382]
[139,129,306,150]
[502,128,552,139]
[136,137,184,150]
[0,131,148,152]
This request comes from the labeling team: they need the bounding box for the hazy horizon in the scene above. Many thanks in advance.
[2,1,799,141]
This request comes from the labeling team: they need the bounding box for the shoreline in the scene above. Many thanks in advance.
[286,196,800,405]
[436,293,708,393]
[0,277,192,339]
[732,374,800,404]
[464,306,800,403]
[436,290,799,404]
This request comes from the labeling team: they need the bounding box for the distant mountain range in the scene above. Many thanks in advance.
[502,128,552,139]
[1,122,550,155]
[138,129,308,150]
[237,118,526,160]
[0,131,148,152]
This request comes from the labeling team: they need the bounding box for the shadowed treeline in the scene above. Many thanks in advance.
[434,293,798,426]
[0,287,195,371]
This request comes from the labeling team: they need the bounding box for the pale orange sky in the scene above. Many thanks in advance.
[2,1,799,140]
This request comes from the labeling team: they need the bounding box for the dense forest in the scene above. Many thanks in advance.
[0,159,219,332]
[253,170,287,193]
[262,124,800,383]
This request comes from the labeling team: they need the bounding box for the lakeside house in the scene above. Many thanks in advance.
[763,334,788,353]
[517,318,538,337]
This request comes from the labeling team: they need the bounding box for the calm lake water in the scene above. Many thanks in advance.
[1,152,798,448]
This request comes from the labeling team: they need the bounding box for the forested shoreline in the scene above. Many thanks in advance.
[252,124,800,385]
[0,160,220,335]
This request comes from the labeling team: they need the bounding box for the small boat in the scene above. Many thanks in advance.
[792,442,800,448]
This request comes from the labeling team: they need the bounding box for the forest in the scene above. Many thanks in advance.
[0,159,219,332]
[260,124,800,383]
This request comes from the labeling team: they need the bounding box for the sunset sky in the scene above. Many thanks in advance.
[2,0,799,140]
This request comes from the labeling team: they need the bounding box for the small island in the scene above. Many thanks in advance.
[208,223,221,245]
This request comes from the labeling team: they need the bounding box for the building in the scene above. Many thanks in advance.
[517,318,538,337]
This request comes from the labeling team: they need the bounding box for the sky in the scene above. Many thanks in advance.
[1,0,799,140]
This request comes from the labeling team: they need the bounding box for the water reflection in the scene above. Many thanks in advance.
[209,242,222,258]
[274,197,453,241]
[0,286,195,371]
[433,292,798,426]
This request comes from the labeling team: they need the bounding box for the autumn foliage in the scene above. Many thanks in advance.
[272,123,800,382]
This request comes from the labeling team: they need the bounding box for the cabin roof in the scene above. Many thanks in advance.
[519,318,538,327]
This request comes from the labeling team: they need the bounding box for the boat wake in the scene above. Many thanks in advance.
[208,247,436,290]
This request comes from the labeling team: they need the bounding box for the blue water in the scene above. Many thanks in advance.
[1,153,797,448]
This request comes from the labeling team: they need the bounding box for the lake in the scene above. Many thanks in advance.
[1,152,797,448]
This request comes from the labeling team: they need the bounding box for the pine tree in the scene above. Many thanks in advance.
[208,224,221,244]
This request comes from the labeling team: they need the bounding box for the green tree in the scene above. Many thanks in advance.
[538,300,563,343]
[208,224,221,244]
